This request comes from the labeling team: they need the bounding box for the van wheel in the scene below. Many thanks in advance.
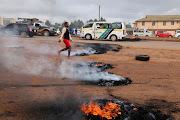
[169,35,172,38]
[85,34,92,40]
[110,35,117,41]
[44,31,49,36]
[20,32,27,38]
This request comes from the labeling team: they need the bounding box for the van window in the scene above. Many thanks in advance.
[96,23,109,29]
[83,23,93,28]
[112,23,122,29]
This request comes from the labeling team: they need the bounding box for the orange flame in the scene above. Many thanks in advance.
[94,62,104,67]
[80,101,122,120]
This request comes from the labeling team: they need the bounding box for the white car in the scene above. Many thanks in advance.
[174,30,180,38]
[133,30,152,37]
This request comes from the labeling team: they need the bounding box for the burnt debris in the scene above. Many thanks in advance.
[74,43,123,56]
[81,99,174,120]
[75,62,132,86]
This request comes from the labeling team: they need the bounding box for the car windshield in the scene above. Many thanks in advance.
[39,23,48,27]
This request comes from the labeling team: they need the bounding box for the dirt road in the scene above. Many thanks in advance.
[0,36,179,120]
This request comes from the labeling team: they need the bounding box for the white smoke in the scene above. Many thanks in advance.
[71,48,96,56]
[59,59,126,82]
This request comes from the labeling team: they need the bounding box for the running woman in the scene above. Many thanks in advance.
[57,22,73,58]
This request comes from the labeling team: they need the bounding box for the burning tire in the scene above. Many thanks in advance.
[80,99,173,120]
[136,55,150,61]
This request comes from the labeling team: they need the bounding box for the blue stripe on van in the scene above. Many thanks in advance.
[101,29,112,39]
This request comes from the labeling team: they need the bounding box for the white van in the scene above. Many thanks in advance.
[174,30,180,38]
[80,22,126,41]
[133,29,152,37]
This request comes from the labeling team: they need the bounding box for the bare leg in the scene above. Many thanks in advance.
[68,46,71,58]
[57,47,68,55]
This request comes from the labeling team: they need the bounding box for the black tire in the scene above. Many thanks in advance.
[169,35,172,38]
[29,34,34,38]
[135,55,150,61]
[145,35,149,37]
[135,34,138,37]
[178,35,180,38]
[20,32,27,38]
[156,35,159,37]
[85,34,92,40]
[110,35,117,41]
[43,31,49,36]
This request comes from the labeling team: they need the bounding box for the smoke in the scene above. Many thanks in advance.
[71,48,96,56]
[59,59,126,82]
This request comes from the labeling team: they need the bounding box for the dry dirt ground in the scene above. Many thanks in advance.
[0,36,179,120]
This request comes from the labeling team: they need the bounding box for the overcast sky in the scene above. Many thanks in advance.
[0,0,180,24]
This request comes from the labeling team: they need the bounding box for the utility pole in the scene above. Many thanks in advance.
[99,5,100,21]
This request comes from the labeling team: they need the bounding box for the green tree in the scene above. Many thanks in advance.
[45,20,52,26]
[100,17,106,22]
[69,19,84,29]
[126,23,132,28]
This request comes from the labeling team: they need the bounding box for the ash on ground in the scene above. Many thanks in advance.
[74,43,123,56]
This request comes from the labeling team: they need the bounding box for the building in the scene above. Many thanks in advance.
[134,15,180,34]
[0,17,15,26]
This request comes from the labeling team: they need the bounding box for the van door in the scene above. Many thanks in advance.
[81,23,94,39]
[94,23,110,39]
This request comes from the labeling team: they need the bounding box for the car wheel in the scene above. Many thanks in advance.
[178,35,180,38]
[156,35,159,37]
[85,34,92,40]
[136,55,150,61]
[29,34,33,38]
[145,35,149,37]
[135,35,138,37]
[110,35,117,41]
[20,32,27,38]
[169,35,172,38]
[44,31,49,36]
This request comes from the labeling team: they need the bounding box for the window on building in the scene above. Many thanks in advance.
[152,21,155,26]
[171,21,174,25]
[163,21,166,26]
[142,22,145,26]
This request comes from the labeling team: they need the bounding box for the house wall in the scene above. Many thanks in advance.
[0,17,15,26]
[134,21,180,34]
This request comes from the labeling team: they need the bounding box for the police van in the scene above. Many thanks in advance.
[80,22,126,41]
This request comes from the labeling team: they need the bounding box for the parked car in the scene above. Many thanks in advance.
[174,30,180,38]
[133,29,152,37]
[0,23,36,37]
[156,31,173,38]
[34,22,56,36]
